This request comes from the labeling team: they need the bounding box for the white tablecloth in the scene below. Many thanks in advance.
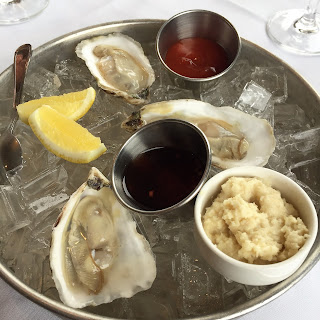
[1,1,319,319]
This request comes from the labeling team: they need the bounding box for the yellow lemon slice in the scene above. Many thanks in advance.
[17,87,96,124]
[29,105,107,163]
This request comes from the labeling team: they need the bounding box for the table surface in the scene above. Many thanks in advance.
[0,1,319,320]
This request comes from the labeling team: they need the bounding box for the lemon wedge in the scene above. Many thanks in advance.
[29,105,106,163]
[17,87,96,124]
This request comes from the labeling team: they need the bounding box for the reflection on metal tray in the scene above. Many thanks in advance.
[0,20,319,320]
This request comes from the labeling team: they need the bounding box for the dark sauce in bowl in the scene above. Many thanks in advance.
[165,37,229,78]
[123,146,206,210]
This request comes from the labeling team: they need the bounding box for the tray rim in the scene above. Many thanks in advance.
[0,18,319,320]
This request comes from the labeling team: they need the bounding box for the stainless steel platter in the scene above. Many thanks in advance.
[0,20,319,320]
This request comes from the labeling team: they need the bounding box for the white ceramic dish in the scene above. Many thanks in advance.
[194,166,318,286]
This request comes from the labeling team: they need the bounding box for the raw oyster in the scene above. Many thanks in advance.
[75,33,155,104]
[122,99,276,169]
[50,167,156,308]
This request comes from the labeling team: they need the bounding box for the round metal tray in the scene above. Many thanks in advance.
[0,20,319,320]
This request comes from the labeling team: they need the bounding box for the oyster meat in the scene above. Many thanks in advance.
[122,99,276,169]
[50,167,156,308]
[75,33,155,104]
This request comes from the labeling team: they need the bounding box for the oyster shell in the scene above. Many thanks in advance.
[50,167,156,308]
[122,99,276,169]
[75,33,155,104]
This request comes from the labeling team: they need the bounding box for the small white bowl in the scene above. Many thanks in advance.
[194,166,318,286]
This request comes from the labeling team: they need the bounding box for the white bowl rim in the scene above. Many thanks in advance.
[194,166,318,270]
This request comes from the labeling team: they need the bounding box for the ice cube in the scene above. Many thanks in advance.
[289,161,320,212]
[0,186,30,233]
[136,214,181,250]
[284,127,320,170]
[8,149,54,188]
[20,165,68,201]
[222,278,269,306]
[200,80,236,107]
[60,78,94,92]
[235,80,272,113]
[24,66,62,98]
[200,59,254,107]
[87,111,127,138]
[28,192,68,216]
[132,213,159,248]
[64,163,92,192]
[25,207,60,254]
[173,252,223,316]
[221,278,247,307]
[167,219,224,316]
[14,252,44,291]
[274,104,311,130]
[86,112,131,174]
[293,175,320,212]
[8,121,53,187]
[53,57,98,93]
[90,153,117,178]
[251,66,288,103]
[41,256,56,294]
[0,97,12,131]
[266,144,290,175]
[76,88,124,128]
[150,57,174,88]
[54,59,93,81]
[150,85,169,102]
[151,239,179,310]
[167,85,196,100]
[292,159,320,195]
[235,80,274,125]
[97,121,131,148]
[268,127,320,187]
[1,227,28,267]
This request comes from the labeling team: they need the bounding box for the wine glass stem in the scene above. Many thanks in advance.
[294,0,320,33]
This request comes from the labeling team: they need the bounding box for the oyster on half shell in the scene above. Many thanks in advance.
[122,99,276,169]
[75,33,155,104]
[50,167,156,308]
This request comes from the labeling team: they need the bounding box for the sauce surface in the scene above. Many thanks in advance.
[123,147,205,210]
[165,37,229,78]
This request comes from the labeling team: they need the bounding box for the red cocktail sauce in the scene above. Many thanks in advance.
[165,37,229,78]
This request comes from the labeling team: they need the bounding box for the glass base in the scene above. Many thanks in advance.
[0,0,49,25]
[267,9,320,55]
